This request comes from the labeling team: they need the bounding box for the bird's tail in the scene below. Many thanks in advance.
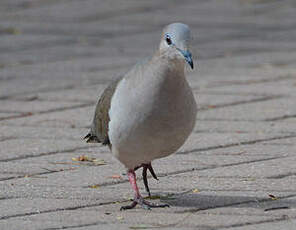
[84,133,99,143]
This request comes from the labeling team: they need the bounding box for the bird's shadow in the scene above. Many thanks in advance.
[157,192,295,212]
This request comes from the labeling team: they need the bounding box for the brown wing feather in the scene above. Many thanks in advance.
[84,77,122,146]
[84,58,151,145]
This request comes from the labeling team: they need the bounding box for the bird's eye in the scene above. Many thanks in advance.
[165,34,172,45]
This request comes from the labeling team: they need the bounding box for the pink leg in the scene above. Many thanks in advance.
[120,170,169,210]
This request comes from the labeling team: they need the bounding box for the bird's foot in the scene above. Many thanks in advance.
[120,196,169,210]
[121,170,169,210]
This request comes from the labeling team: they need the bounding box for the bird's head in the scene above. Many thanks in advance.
[159,23,193,69]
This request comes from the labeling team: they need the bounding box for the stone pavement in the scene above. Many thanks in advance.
[0,0,296,229]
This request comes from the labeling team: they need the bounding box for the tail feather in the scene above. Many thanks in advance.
[84,133,91,139]
[84,133,99,143]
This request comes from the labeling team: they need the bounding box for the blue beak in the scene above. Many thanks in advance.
[179,49,194,69]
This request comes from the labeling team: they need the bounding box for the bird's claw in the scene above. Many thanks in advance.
[120,196,169,211]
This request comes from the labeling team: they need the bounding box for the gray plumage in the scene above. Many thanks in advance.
[85,23,197,210]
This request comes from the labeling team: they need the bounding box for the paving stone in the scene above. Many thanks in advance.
[0,34,70,53]
[0,106,94,128]
[260,136,296,145]
[178,132,281,153]
[24,85,107,103]
[0,138,88,161]
[0,0,166,22]
[204,143,296,157]
[0,125,88,140]
[196,155,296,179]
[201,77,296,97]
[0,100,86,113]
[198,97,296,121]
[0,112,21,119]
[222,218,296,230]
[195,120,296,134]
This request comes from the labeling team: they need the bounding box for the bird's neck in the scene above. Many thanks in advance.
[153,50,185,77]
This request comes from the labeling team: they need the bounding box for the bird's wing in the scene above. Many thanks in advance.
[84,57,151,146]
[84,76,122,146]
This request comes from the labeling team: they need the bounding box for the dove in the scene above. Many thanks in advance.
[85,22,197,210]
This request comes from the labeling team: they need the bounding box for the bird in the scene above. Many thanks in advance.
[85,22,197,210]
